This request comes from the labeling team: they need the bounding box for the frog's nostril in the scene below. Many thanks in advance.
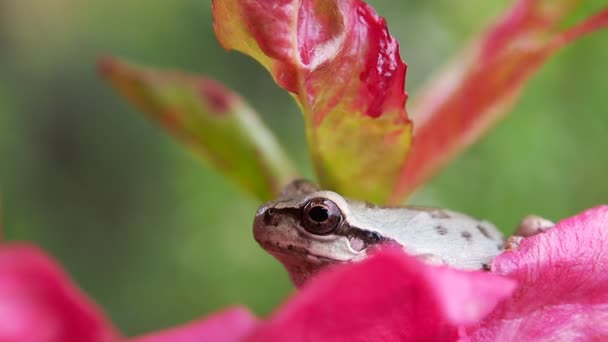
[254,205,279,227]
[263,208,279,226]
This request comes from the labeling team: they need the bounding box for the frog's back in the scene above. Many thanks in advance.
[345,201,505,270]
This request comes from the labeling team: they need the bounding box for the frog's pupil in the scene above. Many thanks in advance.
[309,206,329,222]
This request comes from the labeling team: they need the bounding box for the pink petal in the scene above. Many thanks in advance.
[249,248,516,341]
[390,3,608,202]
[130,307,259,342]
[0,244,121,342]
[471,206,608,341]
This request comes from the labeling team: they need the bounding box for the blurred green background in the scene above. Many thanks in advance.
[1,0,607,337]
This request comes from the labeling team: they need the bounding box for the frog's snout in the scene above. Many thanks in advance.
[253,203,286,250]
[253,204,266,241]
[255,203,269,218]
[253,204,267,230]
[254,203,280,230]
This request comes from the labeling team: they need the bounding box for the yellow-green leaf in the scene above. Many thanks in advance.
[213,0,412,203]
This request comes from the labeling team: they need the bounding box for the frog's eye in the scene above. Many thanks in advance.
[302,198,342,235]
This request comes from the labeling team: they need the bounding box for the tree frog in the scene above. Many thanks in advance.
[253,179,553,286]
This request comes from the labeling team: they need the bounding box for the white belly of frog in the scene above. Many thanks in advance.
[253,179,552,286]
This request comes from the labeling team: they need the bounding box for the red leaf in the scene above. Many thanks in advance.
[214,0,412,203]
[391,2,608,202]
[0,244,120,342]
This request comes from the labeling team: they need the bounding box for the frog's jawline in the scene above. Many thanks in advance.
[262,243,346,287]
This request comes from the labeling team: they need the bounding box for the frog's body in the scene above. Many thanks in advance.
[253,180,508,286]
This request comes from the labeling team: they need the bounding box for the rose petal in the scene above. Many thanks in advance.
[391,2,608,202]
[0,244,120,342]
[130,307,259,342]
[213,0,412,203]
[471,205,608,341]
[249,248,516,341]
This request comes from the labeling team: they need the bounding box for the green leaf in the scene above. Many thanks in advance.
[99,57,297,201]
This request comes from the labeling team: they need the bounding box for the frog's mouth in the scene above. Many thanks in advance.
[257,240,342,264]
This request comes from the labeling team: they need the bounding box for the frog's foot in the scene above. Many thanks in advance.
[416,253,445,266]
[515,215,554,237]
[504,235,525,250]
[505,215,554,250]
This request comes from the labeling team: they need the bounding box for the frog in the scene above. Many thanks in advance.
[253,179,554,287]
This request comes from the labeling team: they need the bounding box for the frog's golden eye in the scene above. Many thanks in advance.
[302,198,342,235]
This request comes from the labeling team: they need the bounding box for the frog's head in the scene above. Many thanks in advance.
[253,179,386,286]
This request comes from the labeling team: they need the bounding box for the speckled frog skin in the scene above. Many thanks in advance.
[253,180,508,286]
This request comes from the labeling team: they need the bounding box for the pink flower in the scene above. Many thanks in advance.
[471,206,608,340]
[248,249,516,341]
[1,206,608,341]
[131,308,258,342]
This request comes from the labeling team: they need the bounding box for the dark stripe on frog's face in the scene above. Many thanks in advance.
[262,203,387,249]
[261,206,300,227]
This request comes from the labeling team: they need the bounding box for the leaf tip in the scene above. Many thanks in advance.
[96,55,120,78]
